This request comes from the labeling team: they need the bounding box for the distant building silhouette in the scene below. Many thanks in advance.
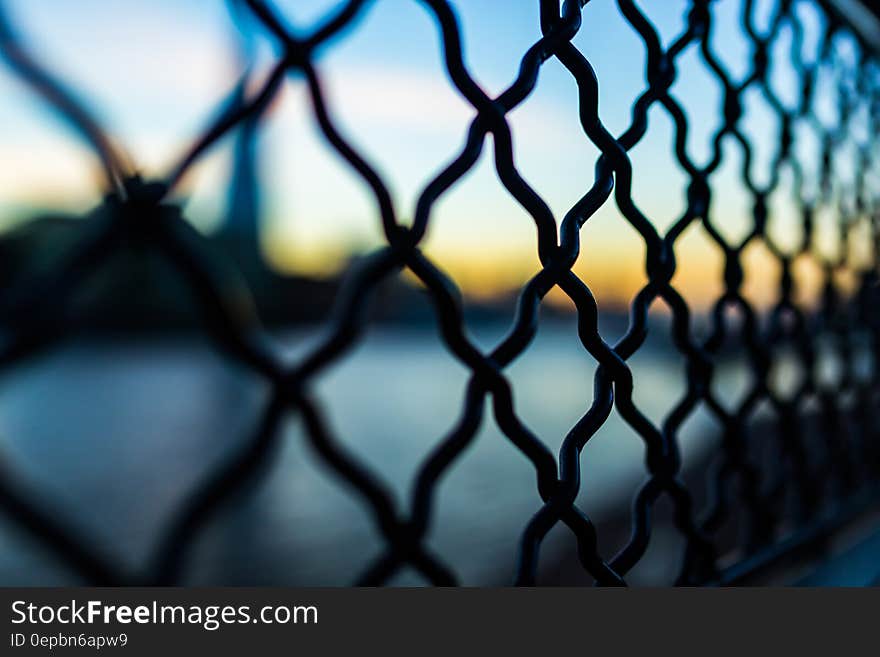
[221,79,262,251]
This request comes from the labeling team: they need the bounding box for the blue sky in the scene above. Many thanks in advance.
[0,0,856,307]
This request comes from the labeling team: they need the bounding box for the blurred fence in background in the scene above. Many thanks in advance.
[0,0,879,586]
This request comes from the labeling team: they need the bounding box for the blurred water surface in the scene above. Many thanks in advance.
[0,321,729,584]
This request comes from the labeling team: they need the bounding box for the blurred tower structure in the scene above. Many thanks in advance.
[222,78,262,252]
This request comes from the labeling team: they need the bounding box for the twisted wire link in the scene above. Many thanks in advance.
[0,0,877,586]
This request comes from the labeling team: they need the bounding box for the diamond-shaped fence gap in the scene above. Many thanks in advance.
[169,443,366,586]
[621,494,687,586]
[766,20,802,114]
[797,392,827,462]
[766,169,806,255]
[573,204,648,322]
[706,0,756,82]
[832,145,860,195]
[741,239,784,310]
[666,384,723,553]
[747,0,780,37]
[504,57,604,227]
[314,4,480,228]
[676,404,728,520]
[792,118,824,200]
[636,0,692,52]
[739,84,786,192]
[429,419,548,585]
[689,311,715,355]
[304,295,472,508]
[815,333,844,391]
[571,1,652,137]
[792,251,824,307]
[846,94,872,147]
[744,397,778,471]
[235,411,387,585]
[707,139,756,245]
[768,342,807,402]
[438,1,544,99]
[830,30,861,73]
[535,521,595,586]
[0,336,268,579]
[832,266,859,303]
[831,140,861,193]
[812,203,843,264]
[847,216,875,271]
[421,151,543,307]
[811,54,842,130]
[791,0,826,67]
[257,78,388,280]
[671,218,725,315]
[625,104,688,236]
[504,315,600,462]
[667,45,727,169]
[627,299,688,428]
[709,304,759,415]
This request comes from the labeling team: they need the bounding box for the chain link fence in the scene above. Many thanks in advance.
[0,0,879,586]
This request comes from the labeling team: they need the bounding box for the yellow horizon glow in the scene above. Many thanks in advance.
[261,212,832,315]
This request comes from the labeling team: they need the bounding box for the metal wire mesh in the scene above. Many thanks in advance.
[0,0,879,586]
